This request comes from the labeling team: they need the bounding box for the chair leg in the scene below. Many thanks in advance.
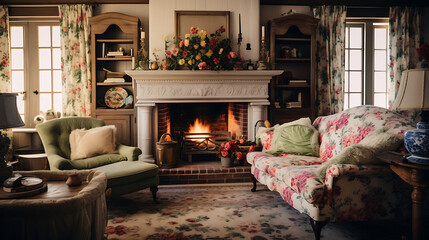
[309,217,328,240]
[251,175,257,192]
[150,186,158,203]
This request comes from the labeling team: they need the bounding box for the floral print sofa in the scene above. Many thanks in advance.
[248,105,415,240]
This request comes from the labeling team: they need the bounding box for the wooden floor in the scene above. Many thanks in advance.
[158,159,252,185]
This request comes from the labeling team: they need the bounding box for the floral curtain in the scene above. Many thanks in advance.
[0,6,10,93]
[313,6,347,116]
[388,7,422,109]
[60,4,92,116]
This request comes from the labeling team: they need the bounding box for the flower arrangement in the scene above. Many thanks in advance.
[167,26,244,70]
[218,137,256,165]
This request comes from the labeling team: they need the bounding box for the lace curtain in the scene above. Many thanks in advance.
[60,4,93,116]
[0,6,9,93]
[313,6,347,116]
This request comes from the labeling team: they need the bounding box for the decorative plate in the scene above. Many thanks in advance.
[105,87,128,108]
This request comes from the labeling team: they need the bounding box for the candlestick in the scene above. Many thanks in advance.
[239,14,242,34]
[261,26,265,41]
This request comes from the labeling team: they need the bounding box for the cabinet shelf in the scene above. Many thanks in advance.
[95,108,135,114]
[274,84,310,88]
[97,57,132,61]
[97,82,132,86]
[96,39,133,43]
[276,58,311,61]
[276,37,310,41]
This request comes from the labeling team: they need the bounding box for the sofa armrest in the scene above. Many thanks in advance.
[47,153,74,170]
[323,164,391,191]
[117,144,142,161]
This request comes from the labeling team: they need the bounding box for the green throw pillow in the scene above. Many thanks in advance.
[274,124,319,156]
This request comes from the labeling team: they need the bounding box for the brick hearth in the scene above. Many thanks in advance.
[158,161,252,185]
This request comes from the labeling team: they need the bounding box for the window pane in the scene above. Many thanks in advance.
[39,49,52,69]
[52,48,61,69]
[350,72,362,92]
[350,50,362,70]
[39,93,52,113]
[17,93,25,115]
[344,72,349,92]
[345,27,349,48]
[11,26,23,48]
[38,26,51,47]
[53,93,62,113]
[345,50,349,70]
[40,70,52,92]
[350,27,362,48]
[350,93,362,108]
[374,50,387,71]
[374,28,387,49]
[53,70,62,92]
[11,49,24,70]
[344,93,349,109]
[374,93,387,108]
[52,26,61,47]
[11,71,24,92]
[374,72,387,92]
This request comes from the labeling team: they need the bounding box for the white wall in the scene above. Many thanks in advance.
[93,4,150,51]
[149,0,260,61]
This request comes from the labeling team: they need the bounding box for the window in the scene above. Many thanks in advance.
[10,21,62,126]
[344,19,389,109]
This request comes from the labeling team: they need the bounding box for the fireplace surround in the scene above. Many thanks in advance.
[125,70,283,162]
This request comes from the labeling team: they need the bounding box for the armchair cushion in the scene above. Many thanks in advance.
[70,125,117,160]
[69,154,127,169]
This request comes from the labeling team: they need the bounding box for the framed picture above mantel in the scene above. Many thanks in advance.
[175,10,230,40]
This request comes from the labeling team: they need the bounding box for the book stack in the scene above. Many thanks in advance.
[289,80,307,85]
[285,92,302,108]
[103,68,125,83]
[106,51,124,57]
[3,175,46,193]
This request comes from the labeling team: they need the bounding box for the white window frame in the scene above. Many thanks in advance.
[344,18,389,109]
[10,20,62,127]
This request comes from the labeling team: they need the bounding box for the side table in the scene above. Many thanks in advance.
[377,151,429,240]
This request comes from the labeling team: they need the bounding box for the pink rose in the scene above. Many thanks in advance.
[236,152,243,160]
[213,58,220,65]
[239,139,245,144]
[182,50,188,57]
[249,145,255,153]
[190,27,199,34]
[218,26,225,33]
[221,150,229,157]
[165,50,172,56]
[179,40,184,48]
[229,51,237,58]
[198,62,209,70]
[224,142,231,151]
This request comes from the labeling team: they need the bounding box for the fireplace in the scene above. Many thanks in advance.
[125,70,283,162]
[158,102,248,161]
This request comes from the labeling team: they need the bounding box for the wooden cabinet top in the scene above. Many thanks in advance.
[89,12,139,35]
[270,13,319,35]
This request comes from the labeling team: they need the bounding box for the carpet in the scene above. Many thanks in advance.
[106,183,407,240]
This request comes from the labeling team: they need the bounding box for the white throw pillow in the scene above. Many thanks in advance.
[69,125,117,160]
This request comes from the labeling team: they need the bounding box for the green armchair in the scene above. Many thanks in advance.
[36,117,159,198]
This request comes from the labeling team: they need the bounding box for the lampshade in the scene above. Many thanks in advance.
[391,69,429,111]
[0,93,25,129]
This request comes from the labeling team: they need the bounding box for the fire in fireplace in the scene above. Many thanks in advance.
[157,103,248,161]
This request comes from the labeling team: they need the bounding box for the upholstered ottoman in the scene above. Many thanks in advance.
[95,161,159,198]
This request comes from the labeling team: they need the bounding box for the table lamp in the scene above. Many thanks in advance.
[0,93,25,185]
[391,69,429,164]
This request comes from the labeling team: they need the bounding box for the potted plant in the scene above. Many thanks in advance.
[218,140,238,167]
[234,137,256,166]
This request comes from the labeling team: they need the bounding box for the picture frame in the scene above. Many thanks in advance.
[175,11,230,40]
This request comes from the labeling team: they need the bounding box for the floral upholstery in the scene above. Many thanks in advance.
[249,105,413,223]
[313,105,415,161]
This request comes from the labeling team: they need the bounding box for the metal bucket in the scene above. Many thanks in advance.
[156,133,178,168]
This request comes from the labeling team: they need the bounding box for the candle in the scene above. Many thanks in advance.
[141,31,145,39]
[239,14,242,34]
[131,57,135,69]
[261,26,265,40]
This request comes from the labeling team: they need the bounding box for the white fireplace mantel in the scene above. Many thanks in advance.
[125,70,283,162]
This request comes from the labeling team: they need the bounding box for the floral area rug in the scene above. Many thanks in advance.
[106,184,407,240]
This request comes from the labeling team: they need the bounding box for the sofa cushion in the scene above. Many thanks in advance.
[274,124,319,156]
[69,154,127,169]
[313,105,415,161]
[69,125,117,160]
